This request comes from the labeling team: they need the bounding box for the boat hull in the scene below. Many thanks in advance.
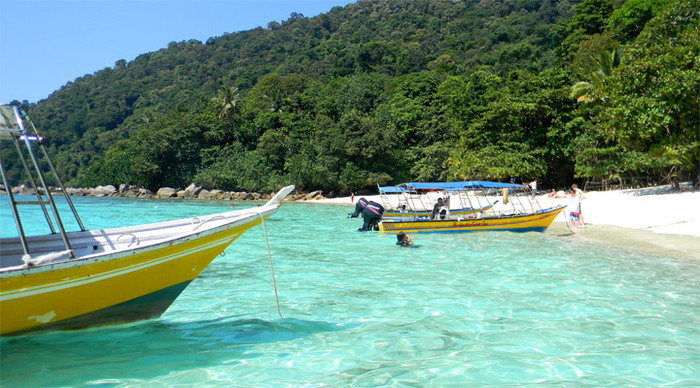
[0,216,261,336]
[378,206,565,234]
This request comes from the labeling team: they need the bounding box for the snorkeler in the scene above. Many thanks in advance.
[396,231,413,247]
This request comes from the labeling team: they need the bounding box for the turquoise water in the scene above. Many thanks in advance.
[1,196,698,386]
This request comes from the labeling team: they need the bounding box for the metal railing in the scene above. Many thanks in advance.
[0,105,85,259]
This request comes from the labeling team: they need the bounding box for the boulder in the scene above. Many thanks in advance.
[206,189,222,199]
[156,187,178,198]
[184,183,203,197]
[66,187,87,196]
[91,185,117,197]
[241,192,257,200]
[138,188,154,198]
[304,190,322,200]
[13,184,34,195]
[218,192,233,200]
[198,189,213,199]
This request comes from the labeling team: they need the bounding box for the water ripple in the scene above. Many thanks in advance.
[1,200,698,387]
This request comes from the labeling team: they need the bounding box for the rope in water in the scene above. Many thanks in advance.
[258,211,283,320]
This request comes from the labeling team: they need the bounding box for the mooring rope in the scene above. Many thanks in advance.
[258,211,283,320]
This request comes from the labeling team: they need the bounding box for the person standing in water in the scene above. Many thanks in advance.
[569,183,583,234]
[571,183,584,226]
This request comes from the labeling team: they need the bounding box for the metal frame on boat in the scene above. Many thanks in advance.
[0,105,294,335]
[379,184,495,219]
[377,181,565,234]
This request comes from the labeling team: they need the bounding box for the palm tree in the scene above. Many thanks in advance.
[216,85,240,122]
[570,49,620,102]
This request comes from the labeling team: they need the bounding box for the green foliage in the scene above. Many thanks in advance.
[608,0,666,43]
[446,68,578,184]
[559,0,614,60]
[195,143,280,192]
[580,0,699,181]
[569,48,620,101]
[7,0,695,196]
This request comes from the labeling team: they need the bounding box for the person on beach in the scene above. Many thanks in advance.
[548,189,567,198]
[396,231,413,247]
[569,183,584,233]
[529,179,538,199]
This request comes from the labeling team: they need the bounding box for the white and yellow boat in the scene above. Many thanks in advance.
[378,181,565,234]
[0,105,294,335]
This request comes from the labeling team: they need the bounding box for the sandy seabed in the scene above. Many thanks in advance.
[302,186,700,260]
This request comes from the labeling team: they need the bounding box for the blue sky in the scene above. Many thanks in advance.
[0,0,355,104]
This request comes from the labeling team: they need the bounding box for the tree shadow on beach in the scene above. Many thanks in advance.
[619,183,696,196]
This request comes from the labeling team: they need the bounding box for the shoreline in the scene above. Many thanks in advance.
[3,183,697,260]
[300,186,700,260]
[545,223,700,261]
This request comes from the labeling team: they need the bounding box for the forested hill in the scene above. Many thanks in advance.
[8,0,699,195]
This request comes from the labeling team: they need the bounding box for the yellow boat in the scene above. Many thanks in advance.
[379,205,565,233]
[0,105,294,335]
[377,181,565,234]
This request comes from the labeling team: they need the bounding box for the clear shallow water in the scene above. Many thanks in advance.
[1,196,698,386]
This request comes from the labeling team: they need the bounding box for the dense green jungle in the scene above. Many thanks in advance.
[5,0,699,195]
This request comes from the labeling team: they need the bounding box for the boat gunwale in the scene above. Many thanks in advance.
[0,204,279,277]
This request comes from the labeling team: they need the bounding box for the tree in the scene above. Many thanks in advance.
[17,0,631,193]
[570,48,620,102]
[559,0,614,60]
[578,0,700,183]
[608,0,666,44]
[446,69,576,183]
[215,85,241,122]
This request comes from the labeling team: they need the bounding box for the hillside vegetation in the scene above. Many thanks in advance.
[7,0,699,195]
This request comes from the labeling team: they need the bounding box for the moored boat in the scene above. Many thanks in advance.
[0,105,294,335]
[378,181,565,234]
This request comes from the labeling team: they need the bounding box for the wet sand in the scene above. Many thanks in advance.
[546,222,700,261]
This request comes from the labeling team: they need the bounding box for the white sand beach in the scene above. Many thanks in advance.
[302,186,700,260]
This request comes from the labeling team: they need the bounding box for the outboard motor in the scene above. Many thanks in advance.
[350,198,384,231]
[350,198,369,218]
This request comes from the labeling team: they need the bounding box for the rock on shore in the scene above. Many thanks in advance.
[0,183,326,202]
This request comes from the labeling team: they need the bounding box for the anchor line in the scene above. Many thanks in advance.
[258,211,283,321]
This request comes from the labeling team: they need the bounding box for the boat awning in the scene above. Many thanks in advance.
[398,181,522,192]
[378,186,414,194]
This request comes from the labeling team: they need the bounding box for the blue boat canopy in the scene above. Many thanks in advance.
[397,181,523,191]
[378,186,415,193]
